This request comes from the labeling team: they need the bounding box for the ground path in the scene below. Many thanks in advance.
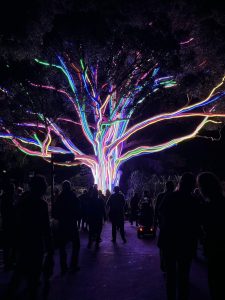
[0,221,210,300]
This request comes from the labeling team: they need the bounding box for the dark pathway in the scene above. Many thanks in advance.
[0,222,210,300]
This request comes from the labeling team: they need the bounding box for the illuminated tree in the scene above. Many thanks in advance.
[1,52,225,193]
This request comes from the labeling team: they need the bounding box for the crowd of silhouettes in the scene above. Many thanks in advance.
[1,175,53,299]
[0,171,225,300]
[155,172,225,300]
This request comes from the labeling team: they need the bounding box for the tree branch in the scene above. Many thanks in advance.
[116,116,210,167]
[107,77,225,154]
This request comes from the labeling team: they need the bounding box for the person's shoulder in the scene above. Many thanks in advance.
[56,192,63,200]
[119,193,125,200]
[40,198,48,210]
[0,192,6,201]
[0,194,7,207]
[217,195,225,209]
[222,196,225,207]
[109,194,115,200]
[219,195,225,202]
[71,191,78,199]
[17,191,30,205]
[162,191,178,207]
[165,190,177,199]
[173,191,180,195]
[21,191,30,199]
[190,193,199,201]
[173,190,187,199]
[99,196,105,203]
[79,193,86,200]
[157,192,165,200]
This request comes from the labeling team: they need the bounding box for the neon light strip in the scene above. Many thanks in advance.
[180,37,194,45]
[1,55,225,193]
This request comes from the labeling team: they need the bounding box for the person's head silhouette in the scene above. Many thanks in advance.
[114,186,120,194]
[143,190,149,197]
[93,184,98,191]
[166,181,175,193]
[197,172,222,201]
[30,175,47,197]
[106,189,111,197]
[92,188,98,199]
[179,173,195,193]
[98,190,103,196]
[62,180,71,192]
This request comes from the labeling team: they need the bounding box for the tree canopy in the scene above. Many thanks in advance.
[1,0,225,185]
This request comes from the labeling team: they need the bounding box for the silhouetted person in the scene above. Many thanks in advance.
[87,188,106,249]
[98,190,106,202]
[105,189,111,201]
[105,189,111,221]
[0,182,16,271]
[93,183,98,192]
[155,181,175,228]
[158,173,200,300]
[155,181,175,272]
[6,175,53,300]
[108,186,126,243]
[16,186,24,199]
[130,192,140,226]
[193,187,206,255]
[76,191,82,230]
[197,172,225,300]
[53,180,80,275]
[138,201,154,227]
[139,190,151,208]
[98,190,106,239]
[79,189,89,231]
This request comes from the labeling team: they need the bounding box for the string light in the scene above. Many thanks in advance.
[180,37,194,45]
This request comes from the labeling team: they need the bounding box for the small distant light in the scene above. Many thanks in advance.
[3,170,6,173]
